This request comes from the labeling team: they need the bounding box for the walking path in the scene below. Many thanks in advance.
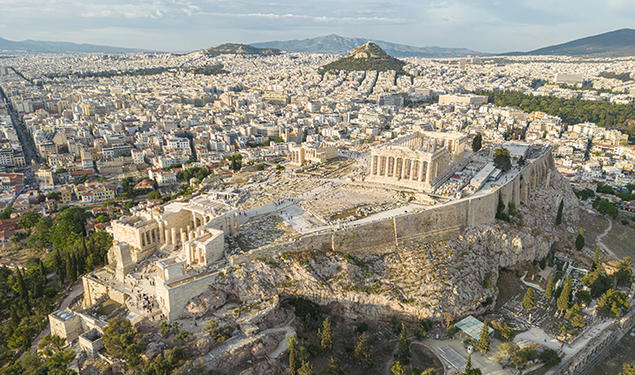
[585,208,618,259]
[520,271,545,292]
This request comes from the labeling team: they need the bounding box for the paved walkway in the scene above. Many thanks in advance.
[520,271,545,292]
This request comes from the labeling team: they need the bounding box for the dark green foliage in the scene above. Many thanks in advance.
[141,347,188,375]
[390,361,405,375]
[592,246,601,270]
[476,90,635,139]
[545,275,554,299]
[476,320,490,353]
[325,357,343,375]
[291,297,321,325]
[320,56,407,75]
[597,289,630,317]
[354,332,370,362]
[619,362,635,375]
[557,275,572,311]
[472,134,482,152]
[596,182,635,202]
[0,260,58,366]
[581,268,613,298]
[539,349,561,367]
[599,72,633,82]
[575,228,585,251]
[615,256,633,288]
[288,335,298,375]
[103,317,143,367]
[555,199,564,225]
[575,188,595,200]
[493,148,511,171]
[491,320,514,340]
[184,64,228,75]
[0,206,13,220]
[576,290,592,305]
[147,191,162,200]
[18,211,40,230]
[229,154,243,171]
[318,318,333,351]
[177,166,213,182]
[298,360,313,375]
[522,288,535,310]
[397,323,410,364]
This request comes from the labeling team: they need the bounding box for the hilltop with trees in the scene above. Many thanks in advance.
[319,42,407,75]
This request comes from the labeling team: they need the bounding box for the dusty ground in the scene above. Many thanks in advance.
[300,183,413,223]
[580,211,609,246]
[495,270,524,309]
[603,219,635,259]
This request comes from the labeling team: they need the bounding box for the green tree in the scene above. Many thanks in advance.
[493,148,511,172]
[476,320,490,353]
[318,317,333,351]
[575,228,585,251]
[472,134,482,152]
[619,362,635,375]
[555,199,564,225]
[391,361,406,375]
[465,353,472,373]
[148,191,162,200]
[522,288,535,310]
[615,256,633,288]
[539,349,561,368]
[354,332,371,362]
[0,206,13,219]
[582,267,613,298]
[491,320,514,340]
[397,323,410,364]
[287,334,298,375]
[545,275,554,299]
[597,289,630,317]
[103,317,142,367]
[298,360,313,375]
[325,357,343,375]
[565,304,585,328]
[557,275,572,311]
[592,246,601,270]
[18,210,40,230]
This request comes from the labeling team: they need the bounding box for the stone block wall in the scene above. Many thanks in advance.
[233,149,554,262]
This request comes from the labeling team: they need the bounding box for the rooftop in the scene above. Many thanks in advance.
[455,315,494,341]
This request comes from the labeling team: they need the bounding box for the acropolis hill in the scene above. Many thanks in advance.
[48,133,582,373]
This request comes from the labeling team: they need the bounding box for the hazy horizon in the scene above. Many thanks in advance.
[1,0,634,53]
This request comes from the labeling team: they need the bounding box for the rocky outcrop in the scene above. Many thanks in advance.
[207,167,579,322]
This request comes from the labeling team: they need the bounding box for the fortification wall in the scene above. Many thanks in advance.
[232,148,554,264]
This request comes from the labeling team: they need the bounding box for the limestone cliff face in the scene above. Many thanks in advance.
[208,167,579,322]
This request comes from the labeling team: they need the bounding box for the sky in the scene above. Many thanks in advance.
[0,0,634,53]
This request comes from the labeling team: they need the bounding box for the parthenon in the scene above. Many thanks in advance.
[367,131,469,192]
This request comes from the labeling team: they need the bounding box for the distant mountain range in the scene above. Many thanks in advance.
[319,42,407,74]
[252,34,482,58]
[505,28,635,57]
[1,28,633,57]
[0,36,148,54]
[203,43,280,57]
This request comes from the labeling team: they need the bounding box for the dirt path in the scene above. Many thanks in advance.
[588,208,618,259]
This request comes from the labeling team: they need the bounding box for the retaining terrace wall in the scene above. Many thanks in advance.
[232,149,553,264]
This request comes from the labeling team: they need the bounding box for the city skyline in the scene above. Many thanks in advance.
[1,0,634,52]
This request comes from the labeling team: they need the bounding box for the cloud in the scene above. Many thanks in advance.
[195,11,409,23]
